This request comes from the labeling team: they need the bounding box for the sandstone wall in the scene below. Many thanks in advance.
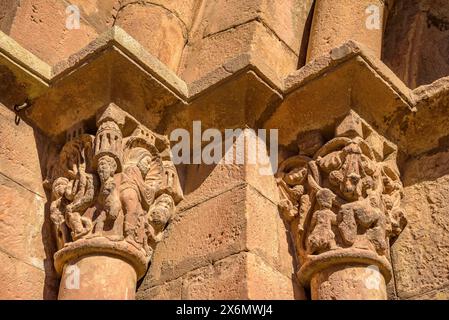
[0,0,449,301]
[383,0,449,88]
[136,140,305,299]
[0,103,57,299]
[390,150,449,300]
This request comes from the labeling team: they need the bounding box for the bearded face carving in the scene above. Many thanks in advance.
[45,104,183,262]
[276,111,407,269]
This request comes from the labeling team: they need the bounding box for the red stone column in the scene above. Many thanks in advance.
[55,239,146,300]
[307,0,387,61]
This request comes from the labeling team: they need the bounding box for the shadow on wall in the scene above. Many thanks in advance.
[0,65,59,299]
[382,0,449,89]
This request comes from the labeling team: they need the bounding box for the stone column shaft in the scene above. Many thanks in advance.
[307,0,386,62]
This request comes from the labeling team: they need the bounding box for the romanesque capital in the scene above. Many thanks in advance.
[45,103,183,282]
[276,110,407,296]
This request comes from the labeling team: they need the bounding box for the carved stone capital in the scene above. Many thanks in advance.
[276,111,407,298]
[45,103,183,294]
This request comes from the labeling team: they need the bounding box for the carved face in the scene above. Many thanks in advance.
[284,167,308,186]
[149,195,175,231]
[137,155,153,177]
[341,172,362,200]
[52,177,69,197]
[97,156,117,181]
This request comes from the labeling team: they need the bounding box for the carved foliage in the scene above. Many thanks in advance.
[46,104,183,259]
[276,111,407,263]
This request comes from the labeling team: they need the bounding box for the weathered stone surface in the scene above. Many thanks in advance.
[179,21,298,83]
[0,250,57,299]
[310,265,387,300]
[246,252,305,300]
[200,0,313,54]
[119,0,198,30]
[65,0,118,32]
[307,0,384,61]
[408,286,449,300]
[137,277,182,300]
[115,3,186,71]
[145,252,302,300]
[58,255,137,300]
[146,185,295,286]
[146,185,247,284]
[0,175,47,269]
[392,152,449,299]
[4,0,98,65]
[383,0,449,88]
[178,134,280,213]
[0,104,47,195]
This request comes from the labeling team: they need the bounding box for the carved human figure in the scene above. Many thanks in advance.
[119,147,162,247]
[307,188,338,254]
[338,191,387,254]
[96,155,121,226]
[49,177,70,249]
[58,137,97,240]
[144,194,175,254]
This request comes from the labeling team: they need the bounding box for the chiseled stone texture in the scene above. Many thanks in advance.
[180,20,299,83]
[1,0,98,65]
[391,150,449,299]
[307,0,384,61]
[408,286,449,300]
[0,103,57,299]
[178,0,314,83]
[138,252,304,300]
[114,2,188,71]
[137,182,302,299]
[0,250,57,300]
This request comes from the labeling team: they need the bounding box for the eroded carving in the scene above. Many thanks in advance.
[276,111,407,284]
[45,104,183,267]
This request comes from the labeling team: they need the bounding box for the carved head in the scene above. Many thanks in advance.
[52,177,70,197]
[316,188,335,209]
[149,194,175,233]
[97,155,117,182]
[284,167,308,186]
[137,154,154,177]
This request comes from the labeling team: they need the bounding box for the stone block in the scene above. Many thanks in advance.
[119,0,198,30]
[408,286,449,300]
[145,184,295,288]
[200,0,313,54]
[65,0,118,32]
[392,154,449,298]
[179,252,303,300]
[179,21,298,83]
[137,278,182,300]
[0,104,46,195]
[5,0,98,65]
[307,0,384,61]
[115,3,186,71]
[0,250,57,299]
[181,253,248,300]
[146,185,247,285]
[246,252,305,300]
[0,174,49,269]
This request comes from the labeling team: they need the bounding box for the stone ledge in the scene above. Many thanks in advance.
[1,27,449,157]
